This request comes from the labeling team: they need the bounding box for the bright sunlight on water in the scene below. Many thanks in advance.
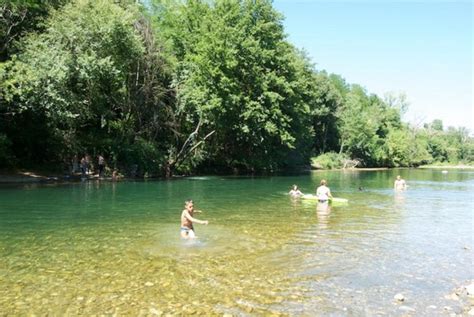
[0,169,473,316]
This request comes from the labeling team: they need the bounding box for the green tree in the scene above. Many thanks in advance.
[443,126,473,163]
[1,0,172,172]
[411,120,473,165]
[156,0,315,173]
[336,85,382,165]
[310,71,343,155]
[0,0,69,61]
[381,126,431,167]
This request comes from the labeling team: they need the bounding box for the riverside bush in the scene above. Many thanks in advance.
[311,152,347,169]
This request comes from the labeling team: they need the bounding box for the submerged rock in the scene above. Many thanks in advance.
[149,308,162,316]
[465,283,474,296]
[394,293,405,302]
[445,293,460,301]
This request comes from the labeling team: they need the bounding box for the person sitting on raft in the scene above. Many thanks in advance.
[316,179,333,203]
[180,199,208,239]
[289,184,304,197]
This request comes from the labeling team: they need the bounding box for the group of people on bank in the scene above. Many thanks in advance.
[78,154,105,178]
[73,154,118,180]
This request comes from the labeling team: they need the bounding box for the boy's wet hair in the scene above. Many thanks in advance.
[185,199,193,206]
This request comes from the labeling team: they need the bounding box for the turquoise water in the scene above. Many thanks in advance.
[0,169,473,315]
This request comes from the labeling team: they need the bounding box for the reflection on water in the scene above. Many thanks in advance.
[316,203,331,230]
[394,190,406,208]
[0,169,473,315]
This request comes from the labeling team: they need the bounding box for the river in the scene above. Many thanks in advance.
[0,169,472,316]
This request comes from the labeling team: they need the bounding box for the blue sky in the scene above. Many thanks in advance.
[273,0,473,130]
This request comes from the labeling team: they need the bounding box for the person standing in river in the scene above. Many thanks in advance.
[289,184,304,197]
[394,175,407,190]
[316,179,333,203]
[316,180,332,216]
[180,200,208,239]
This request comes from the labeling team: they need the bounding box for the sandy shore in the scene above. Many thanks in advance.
[311,167,390,171]
[418,165,474,169]
[0,171,95,183]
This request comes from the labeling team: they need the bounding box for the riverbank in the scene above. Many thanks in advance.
[0,170,100,183]
[418,164,474,169]
[0,170,63,183]
[1,165,472,184]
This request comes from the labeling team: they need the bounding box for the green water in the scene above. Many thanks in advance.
[1,169,473,316]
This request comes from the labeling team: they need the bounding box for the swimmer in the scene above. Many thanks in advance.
[289,184,303,197]
[394,175,407,190]
[180,199,208,239]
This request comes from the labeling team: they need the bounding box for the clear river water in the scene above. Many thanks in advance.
[0,169,473,316]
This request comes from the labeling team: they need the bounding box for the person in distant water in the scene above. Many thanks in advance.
[316,179,333,203]
[289,184,303,197]
[180,200,208,239]
[98,155,105,177]
[394,175,407,190]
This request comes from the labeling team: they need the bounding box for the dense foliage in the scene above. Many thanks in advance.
[0,0,472,176]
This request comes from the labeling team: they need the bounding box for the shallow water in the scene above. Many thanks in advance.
[0,169,473,315]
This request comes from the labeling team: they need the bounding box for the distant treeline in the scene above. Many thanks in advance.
[1,0,472,176]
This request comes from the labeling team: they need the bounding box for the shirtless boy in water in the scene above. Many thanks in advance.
[394,175,407,190]
[180,200,208,239]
